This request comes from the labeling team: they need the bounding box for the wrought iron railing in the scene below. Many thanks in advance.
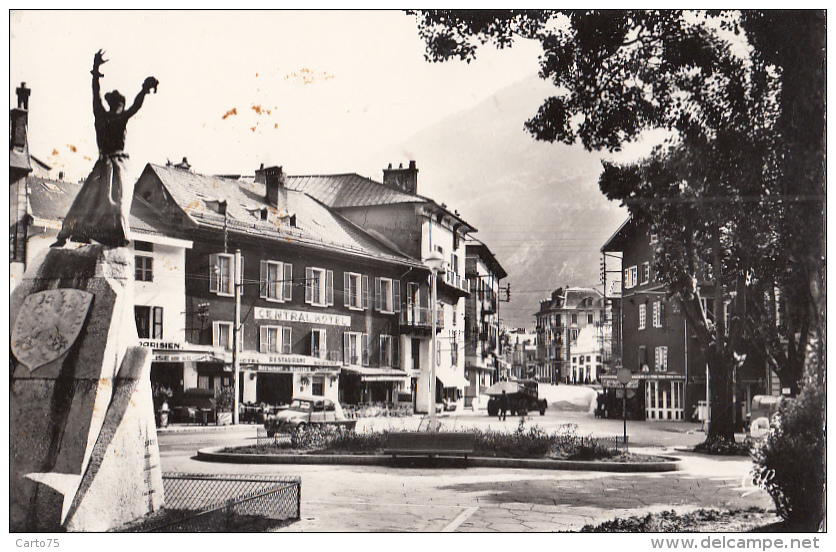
[120,473,301,532]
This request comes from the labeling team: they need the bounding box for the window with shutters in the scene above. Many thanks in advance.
[641,262,650,285]
[134,306,163,339]
[374,277,400,313]
[379,334,396,367]
[624,265,637,288]
[343,332,368,366]
[653,301,663,328]
[213,321,233,351]
[260,260,292,302]
[655,346,668,371]
[311,328,327,359]
[305,267,333,307]
[344,272,365,310]
[639,304,647,330]
[260,325,291,354]
[209,253,236,296]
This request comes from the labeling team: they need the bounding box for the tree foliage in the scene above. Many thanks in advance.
[411,10,825,441]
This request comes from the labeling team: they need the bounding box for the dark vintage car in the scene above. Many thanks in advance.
[264,396,357,436]
[486,380,548,416]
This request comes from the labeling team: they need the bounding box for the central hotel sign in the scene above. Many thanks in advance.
[254,307,351,327]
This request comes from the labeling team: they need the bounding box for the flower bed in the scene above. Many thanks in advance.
[224,419,656,463]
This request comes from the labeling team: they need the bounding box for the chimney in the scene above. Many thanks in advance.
[382,159,418,194]
[10,82,30,152]
[255,164,286,209]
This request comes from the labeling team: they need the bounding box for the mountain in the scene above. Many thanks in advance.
[369,75,627,329]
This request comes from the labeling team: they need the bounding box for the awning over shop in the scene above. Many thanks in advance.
[466,362,495,372]
[435,368,469,388]
[238,351,341,373]
[341,365,410,382]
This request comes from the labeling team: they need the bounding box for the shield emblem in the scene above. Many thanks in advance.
[11,289,93,372]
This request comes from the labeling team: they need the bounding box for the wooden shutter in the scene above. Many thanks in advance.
[393,336,399,368]
[343,333,350,365]
[283,262,292,301]
[362,333,369,366]
[326,270,334,306]
[393,280,400,312]
[260,261,268,299]
[282,327,292,354]
[259,326,268,353]
[362,275,369,310]
[374,277,382,311]
[213,322,220,348]
[209,254,219,293]
[344,273,351,307]
[305,267,313,304]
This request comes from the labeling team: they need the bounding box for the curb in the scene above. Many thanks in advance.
[196,447,681,472]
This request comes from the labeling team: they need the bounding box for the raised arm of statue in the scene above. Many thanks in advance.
[91,49,106,117]
[125,77,158,119]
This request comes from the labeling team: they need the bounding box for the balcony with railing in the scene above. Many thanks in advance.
[438,270,470,296]
[399,304,444,332]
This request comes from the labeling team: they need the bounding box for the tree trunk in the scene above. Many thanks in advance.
[705,349,736,443]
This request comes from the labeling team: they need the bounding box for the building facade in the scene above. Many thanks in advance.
[464,239,507,408]
[133,162,427,407]
[285,161,474,412]
[535,287,609,385]
[601,217,772,423]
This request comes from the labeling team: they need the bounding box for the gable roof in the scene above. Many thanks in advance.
[285,172,477,233]
[285,173,422,208]
[25,176,175,241]
[139,164,423,267]
[26,177,81,222]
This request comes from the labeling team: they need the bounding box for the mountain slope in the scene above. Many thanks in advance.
[369,75,627,329]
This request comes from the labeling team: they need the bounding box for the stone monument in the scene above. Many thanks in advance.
[9,52,163,532]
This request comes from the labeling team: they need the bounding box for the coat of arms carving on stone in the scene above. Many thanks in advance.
[11,289,94,372]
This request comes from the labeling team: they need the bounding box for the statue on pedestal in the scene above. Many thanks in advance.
[53,50,158,248]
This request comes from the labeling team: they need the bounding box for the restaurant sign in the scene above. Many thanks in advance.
[254,307,351,327]
[239,353,341,367]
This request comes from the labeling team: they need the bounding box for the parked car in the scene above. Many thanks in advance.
[264,396,356,436]
[486,379,548,416]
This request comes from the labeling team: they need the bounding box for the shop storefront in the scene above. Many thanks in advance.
[141,340,228,396]
[599,372,694,421]
[238,352,341,406]
[340,365,410,404]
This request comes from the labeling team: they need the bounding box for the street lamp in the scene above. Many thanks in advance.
[424,250,444,432]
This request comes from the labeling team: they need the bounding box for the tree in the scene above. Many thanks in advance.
[411,10,825,444]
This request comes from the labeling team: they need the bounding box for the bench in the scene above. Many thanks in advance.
[384,432,477,463]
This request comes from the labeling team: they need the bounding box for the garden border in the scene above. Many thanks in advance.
[196,447,681,472]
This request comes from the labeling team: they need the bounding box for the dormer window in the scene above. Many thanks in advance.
[204,198,227,215]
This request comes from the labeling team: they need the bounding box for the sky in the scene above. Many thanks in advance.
[10,10,546,184]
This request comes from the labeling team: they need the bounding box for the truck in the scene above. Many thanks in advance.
[486,380,548,416]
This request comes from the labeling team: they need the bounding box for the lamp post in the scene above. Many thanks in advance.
[233,249,242,425]
[425,251,444,432]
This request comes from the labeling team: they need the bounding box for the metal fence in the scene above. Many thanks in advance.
[122,473,301,532]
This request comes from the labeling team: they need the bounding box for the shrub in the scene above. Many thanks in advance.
[751,379,824,530]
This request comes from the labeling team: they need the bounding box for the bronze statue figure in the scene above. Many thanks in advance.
[53,50,158,248]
